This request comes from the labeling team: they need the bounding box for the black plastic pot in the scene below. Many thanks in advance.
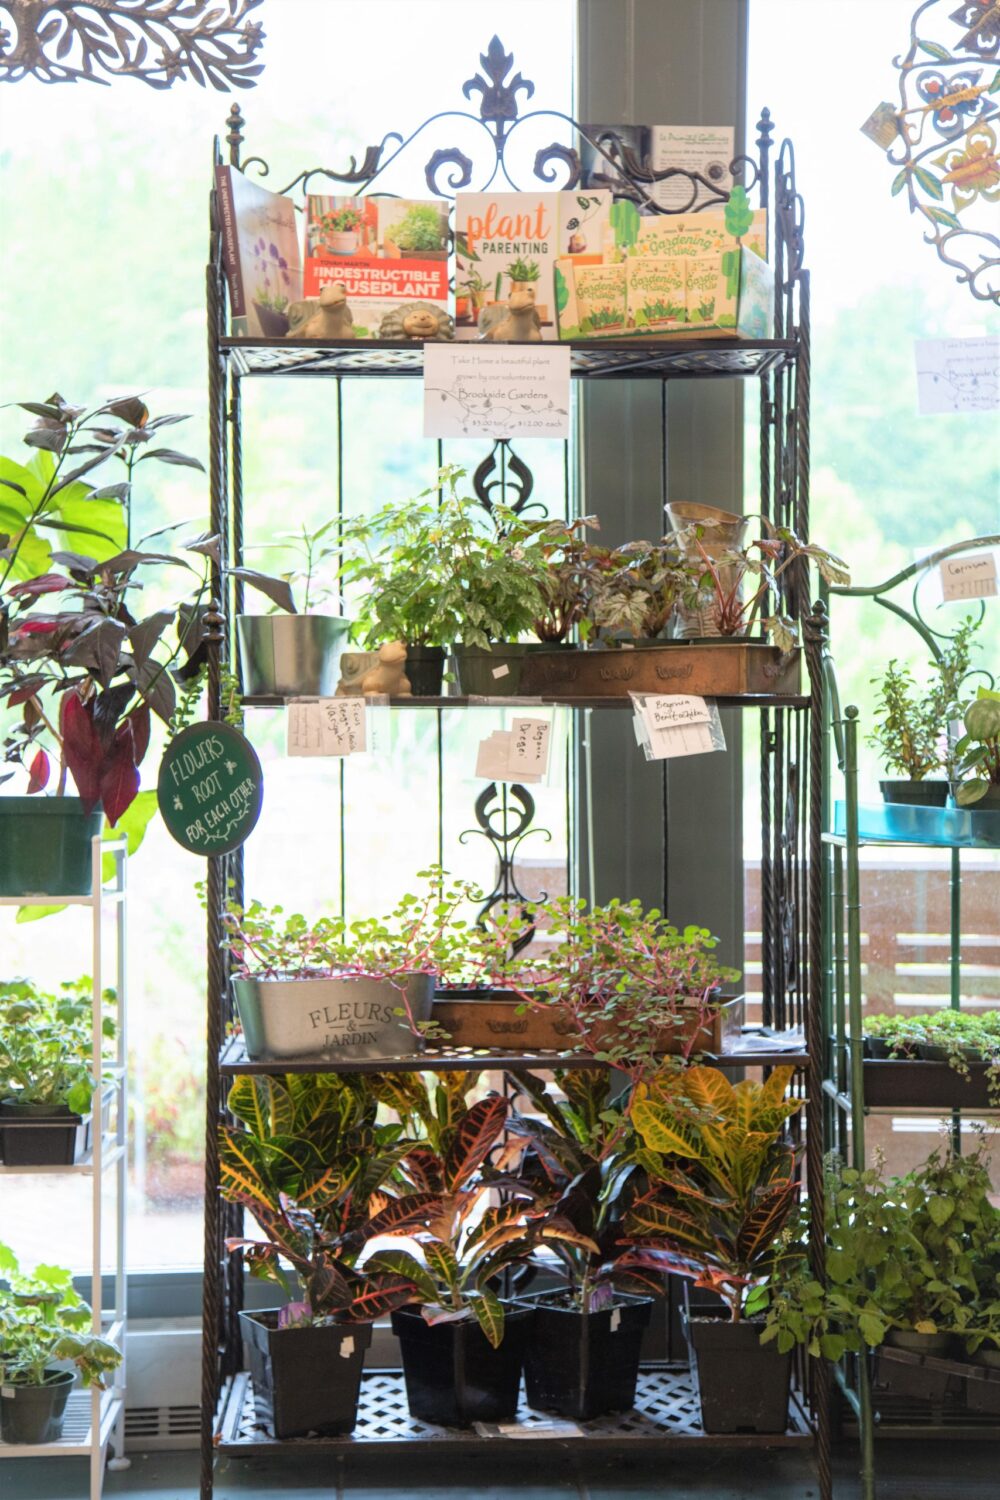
[683,1310,792,1434]
[0,1100,87,1167]
[918,1042,981,1065]
[0,798,102,898]
[239,1309,370,1438]
[451,644,528,697]
[520,1291,652,1420]
[391,1303,530,1427]
[0,1369,75,1444]
[880,779,949,807]
[405,645,446,697]
[864,1036,892,1059]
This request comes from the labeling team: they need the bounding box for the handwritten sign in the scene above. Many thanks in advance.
[915,337,999,415]
[940,553,998,602]
[288,699,367,757]
[423,343,571,440]
[158,722,262,856]
[631,694,724,762]
[474,721,550,784]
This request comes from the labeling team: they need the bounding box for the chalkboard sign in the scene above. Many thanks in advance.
[157,722,263,856]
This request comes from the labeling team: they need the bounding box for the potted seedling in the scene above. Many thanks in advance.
[666,503,749,639]
[365,1074,589,1427]
[954,688,1000,809]
[219,1072,420,1436]
[0,1244,121,1444]
[217,867,478,1063]
[502,1068,672,1419]
[0,978,116,1166]
[0,392,206,894]
[319,205,364,256]
[626,1065,803,1433]
[233,520,353,698]
[869,622,980,806]
[585,537,705,644]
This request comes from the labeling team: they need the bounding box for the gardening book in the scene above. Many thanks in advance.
[454,191,612,340]
[554,189,773,341]
[215,165,303,338]
[302,195,451,340]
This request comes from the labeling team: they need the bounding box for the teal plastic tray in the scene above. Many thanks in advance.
[832,801,1000,850]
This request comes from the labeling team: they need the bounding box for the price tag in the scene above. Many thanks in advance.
[631,693,723,762]
[940,553,998,602]
[287,700,323,757]
[508,718,551,777]
[320,698,366,756]
[860,101,899,148]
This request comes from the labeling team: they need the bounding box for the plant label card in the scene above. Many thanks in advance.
[631,694,725,761]
[423,343,571,440]
[474,729,542,784]
[915,337,999,414]
[940,552,998,602]
[320,698,366,756]
[508,718,552,777]
[287,700,324,756]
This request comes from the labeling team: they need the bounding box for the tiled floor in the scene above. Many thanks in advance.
[3,1444,999,1500]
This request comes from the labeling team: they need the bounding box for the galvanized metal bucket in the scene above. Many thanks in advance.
[231,973,434,1061]
[237,615,353,698]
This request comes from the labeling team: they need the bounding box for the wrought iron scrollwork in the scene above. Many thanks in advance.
[0,0,265,88]
[471,439,542,520]
[463,35,534,128]
[460,782,550,953]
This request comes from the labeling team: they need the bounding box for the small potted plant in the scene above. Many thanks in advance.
[585,538,704,644]
[319,205,364,256]
[869,622,980,806]
[0,1243,121,1444]
[219,1072,420,1436]
[0,978,116,1166]
[0,392,206,894]
[506,256,542,300]
[384,203,448,260]
[233,521,353,699]
[217,868,477,1063]
[954,688,1000,809]
[503,1068,670,1419]
[626,1065,803,1433]
[666,503,749,639]
[364,1075,580,1427]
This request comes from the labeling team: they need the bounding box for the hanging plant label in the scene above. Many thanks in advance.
[157,722,263,855]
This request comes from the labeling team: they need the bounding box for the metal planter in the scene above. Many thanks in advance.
[518,642,800,699]
[231,973,433,1062]
[237,615,353,698]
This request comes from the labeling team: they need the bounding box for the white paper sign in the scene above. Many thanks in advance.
[287,700,323,757]
[320,698,366,756]
[651,125,734,210]
[508,718,552,777]
[915,337,999,415]
[474,728,543,784]
[423,343,571,440]
[940,553,998,602]
[631,694,724,762]
[644,695,713,729]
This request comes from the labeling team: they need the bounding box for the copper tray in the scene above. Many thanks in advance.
[432,994,745,1056]
[518,643,800,698]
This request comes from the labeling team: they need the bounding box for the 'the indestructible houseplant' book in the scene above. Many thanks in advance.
[215,166,303,338]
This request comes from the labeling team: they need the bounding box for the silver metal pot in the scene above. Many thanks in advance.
[231,973,433,1061]
[237,615,353,698]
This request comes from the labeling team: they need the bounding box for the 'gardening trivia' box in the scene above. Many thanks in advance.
[554,187,773,340]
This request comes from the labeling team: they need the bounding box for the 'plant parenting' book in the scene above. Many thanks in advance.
[454,191,612,340]
[215,165,303,338]
[302,195,451,340]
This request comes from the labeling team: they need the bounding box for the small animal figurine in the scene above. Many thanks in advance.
[378,302,455,341]
[359,641,412,697]
[477,284,543,342]
[335,651,378,696]
[286,282,355,340]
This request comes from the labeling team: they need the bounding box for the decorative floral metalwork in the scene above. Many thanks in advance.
[460,782,550,951]
[873,0,1000,302]
[0,0,265,88]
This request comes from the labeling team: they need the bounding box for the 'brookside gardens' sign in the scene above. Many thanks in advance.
[157,722,263,856]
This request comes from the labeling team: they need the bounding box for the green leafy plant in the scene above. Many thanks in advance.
[624,1065,803,1320]
[0,977,115,1114]
[585,537,707,641]
[954,687,1000,805]
[868,619,982,782]
[389,204,445,253]
[863,1008,1000,1102]
[506,257,541,284]
[502,513,600,643]
[762,1137,1000,1359]
[0,1243,121,1388]
[489,895,739,1080]
[365,1076,594,1347]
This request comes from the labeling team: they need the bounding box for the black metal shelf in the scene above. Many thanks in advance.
[220,336,797,382]
[241,692,811,711]
[216,1369,813,1454]
[218,1034,809,1076]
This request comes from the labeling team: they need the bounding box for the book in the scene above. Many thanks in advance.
[580,123,735,212]
[302,195,451,340]
[454,191,611,341]
[215,165,303,338]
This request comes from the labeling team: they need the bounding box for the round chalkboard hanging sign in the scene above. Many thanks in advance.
[157,722,263,856]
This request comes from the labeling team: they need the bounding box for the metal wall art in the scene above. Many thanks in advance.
[0,0,265,88]
[864,0,1000,303]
